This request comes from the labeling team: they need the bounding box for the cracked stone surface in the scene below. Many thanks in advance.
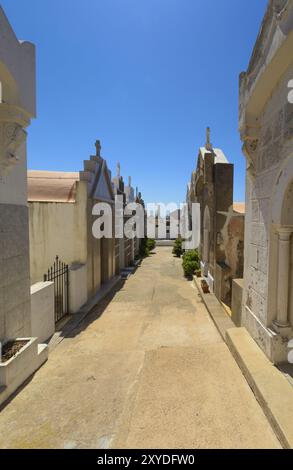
[0,247,281,448]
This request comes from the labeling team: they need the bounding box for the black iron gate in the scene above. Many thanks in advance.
[44,256,69,323]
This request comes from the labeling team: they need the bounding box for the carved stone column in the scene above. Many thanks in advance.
[274,227,292,328]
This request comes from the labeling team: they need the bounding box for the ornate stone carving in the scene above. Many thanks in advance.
[241,121,260,178]
[0,104,29,176]
[242,140,258,177]
[0,122,26,175]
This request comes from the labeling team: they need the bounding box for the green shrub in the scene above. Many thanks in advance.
[182,249,200,278]
[146,238,156,251]
[139,237,155,258]
[172,238,183,257]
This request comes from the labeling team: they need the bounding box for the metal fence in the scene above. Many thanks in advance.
[44,256,69,323]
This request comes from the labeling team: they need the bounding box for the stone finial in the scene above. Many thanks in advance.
[117,161,121,177]
[205,126,212,150]
[95,140,101,157]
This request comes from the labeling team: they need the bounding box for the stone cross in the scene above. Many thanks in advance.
[95,140,101,157]
[206,126,212,150]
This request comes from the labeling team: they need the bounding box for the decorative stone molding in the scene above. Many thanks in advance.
[240,119,260,178]
[241,138,259,178]
[0,104,30,176]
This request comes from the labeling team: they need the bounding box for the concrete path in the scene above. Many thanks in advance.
[0,247,281,448]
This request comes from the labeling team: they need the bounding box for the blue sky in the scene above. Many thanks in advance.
[2,0,268,204]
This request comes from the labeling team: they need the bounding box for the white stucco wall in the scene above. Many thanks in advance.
[69,263,88,313]
[30,281,55,343]
[29,182,88,284]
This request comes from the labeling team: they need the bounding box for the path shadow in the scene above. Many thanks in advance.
[63,279,127,340]
[278,363,293,386]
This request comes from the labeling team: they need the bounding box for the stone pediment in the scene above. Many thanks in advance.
[92,161,114,203]
[80,155,115,203]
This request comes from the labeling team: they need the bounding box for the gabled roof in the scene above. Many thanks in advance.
[91,160,115,203]
[79,148,115,203]
[28,171,79,203]
[199,147,229,164]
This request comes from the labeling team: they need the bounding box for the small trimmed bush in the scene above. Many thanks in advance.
[146,238,156,251]
[139,237,155,258]
[172,238,183,257]
[182,249,200,278]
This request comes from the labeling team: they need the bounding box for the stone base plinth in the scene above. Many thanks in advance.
[231,279,244,327]
[243,306,293,364]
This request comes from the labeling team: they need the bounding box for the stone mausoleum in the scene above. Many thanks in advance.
[239,0,293,363]
[187,129,245,306]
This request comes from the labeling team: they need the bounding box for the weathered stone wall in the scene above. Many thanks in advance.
[214,163,234,272]
[215,210,245,307]
[243,65,293,330]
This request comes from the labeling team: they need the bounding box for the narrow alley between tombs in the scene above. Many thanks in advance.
[0,248,280,449]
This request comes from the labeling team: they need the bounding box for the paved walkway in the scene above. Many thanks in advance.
[0,248,280,448]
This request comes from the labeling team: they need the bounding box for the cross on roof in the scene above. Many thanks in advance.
[206,127,212,150]
[95,140,101,157]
